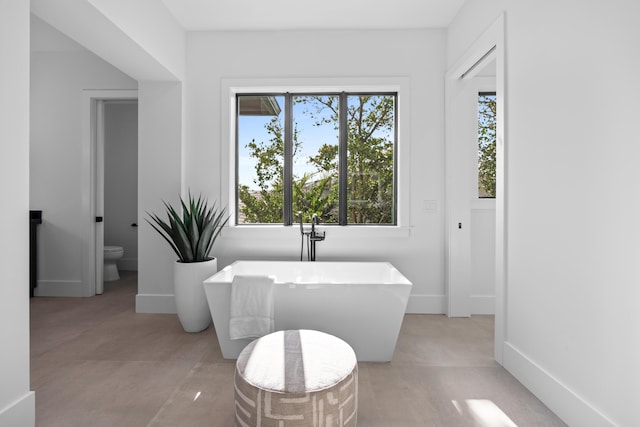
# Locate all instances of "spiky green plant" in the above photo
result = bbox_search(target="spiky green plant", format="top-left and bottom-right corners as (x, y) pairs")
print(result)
(146, 193), (229, 263)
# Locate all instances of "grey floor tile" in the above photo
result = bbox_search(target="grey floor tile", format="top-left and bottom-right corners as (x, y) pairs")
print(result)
(30, 272), (566, 427)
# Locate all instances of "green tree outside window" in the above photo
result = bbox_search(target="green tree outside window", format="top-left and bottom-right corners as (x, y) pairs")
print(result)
(478, 93), (496, 198)
(237, 93), (396, 225)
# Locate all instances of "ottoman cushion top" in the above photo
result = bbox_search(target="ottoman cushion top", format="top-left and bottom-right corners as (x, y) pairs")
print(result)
(236, 329), (357, 394)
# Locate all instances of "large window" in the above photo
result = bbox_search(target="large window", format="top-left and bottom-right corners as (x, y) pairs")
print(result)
(478, 92), (496, 198)
(236, 93), (397, 225)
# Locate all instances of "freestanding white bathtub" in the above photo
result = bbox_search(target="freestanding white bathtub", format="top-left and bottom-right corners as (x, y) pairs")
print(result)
(203, 260), (412, 362)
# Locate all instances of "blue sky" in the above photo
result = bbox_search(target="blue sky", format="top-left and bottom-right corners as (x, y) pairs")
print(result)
(237, 94), (396, 191)
(238, 96), (338, 191)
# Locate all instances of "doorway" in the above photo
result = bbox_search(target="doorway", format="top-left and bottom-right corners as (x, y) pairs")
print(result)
(100, 100), (139, 293)
(444, 15), (506, 363)
(82, 90), (138, 296)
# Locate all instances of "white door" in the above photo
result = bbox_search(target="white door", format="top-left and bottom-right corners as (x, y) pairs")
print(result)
(445, 49), (497, 317)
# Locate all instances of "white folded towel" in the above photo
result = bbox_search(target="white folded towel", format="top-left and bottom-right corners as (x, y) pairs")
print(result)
(229, 275), (275, 340)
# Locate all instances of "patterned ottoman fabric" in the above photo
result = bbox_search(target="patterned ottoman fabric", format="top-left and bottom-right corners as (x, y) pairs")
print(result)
(234, 329), (358, 426)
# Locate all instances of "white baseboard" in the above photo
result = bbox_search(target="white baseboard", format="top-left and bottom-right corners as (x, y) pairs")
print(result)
(135, 293), (176, 314)
(406, 294), (446, 314)
(405, 295), (494, 315)
(0, 391), (35, 427)
(470, 295), (494, 314)
(34, 280), (83, 297)
(503, 342), (617, 427)
(118, 258), (138, 271)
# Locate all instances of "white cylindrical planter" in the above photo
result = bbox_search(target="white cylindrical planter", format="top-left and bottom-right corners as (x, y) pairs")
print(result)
(173, 258), (217, 333)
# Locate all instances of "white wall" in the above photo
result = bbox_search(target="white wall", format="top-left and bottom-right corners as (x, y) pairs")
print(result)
(449, 2), (640, 426)
(136, 81), (184, 313)
(183, 29), (447, 312)
(30, 17), (137, 296)
(104, 102), (138, 271)
(0, 1), (35, 425)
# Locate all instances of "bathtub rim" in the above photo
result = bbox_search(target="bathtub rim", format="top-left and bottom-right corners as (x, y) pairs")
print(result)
(204, 259), (412, 286)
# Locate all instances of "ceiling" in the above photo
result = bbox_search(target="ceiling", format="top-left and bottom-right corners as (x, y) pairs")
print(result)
(160, 0), (467, 31)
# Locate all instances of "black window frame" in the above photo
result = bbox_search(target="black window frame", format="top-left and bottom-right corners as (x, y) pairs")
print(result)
(235, 91), (398, 226)
(478, 91), (497, 199)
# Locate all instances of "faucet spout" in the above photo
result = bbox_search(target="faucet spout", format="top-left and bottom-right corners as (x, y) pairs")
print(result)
(298, 213), (325, 261)
(309, 213), (325, 261)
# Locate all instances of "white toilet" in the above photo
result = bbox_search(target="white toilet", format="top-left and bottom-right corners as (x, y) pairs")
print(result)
(104, 245), (124, 281)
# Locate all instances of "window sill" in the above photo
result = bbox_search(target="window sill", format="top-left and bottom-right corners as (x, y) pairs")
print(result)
(224, 224), (411, 241)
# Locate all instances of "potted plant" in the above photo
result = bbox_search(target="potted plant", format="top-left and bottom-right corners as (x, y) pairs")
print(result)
(147, 193), (229, 332)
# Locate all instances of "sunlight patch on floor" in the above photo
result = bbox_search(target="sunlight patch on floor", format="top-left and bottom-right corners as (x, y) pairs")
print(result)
(452, 399), (518, 427)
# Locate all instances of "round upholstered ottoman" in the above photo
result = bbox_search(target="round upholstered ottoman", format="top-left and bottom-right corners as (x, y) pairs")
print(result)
(234, 329), (358, 426)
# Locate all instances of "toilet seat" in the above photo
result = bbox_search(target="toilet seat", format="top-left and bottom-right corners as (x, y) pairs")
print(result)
(104, 245), (123, 254)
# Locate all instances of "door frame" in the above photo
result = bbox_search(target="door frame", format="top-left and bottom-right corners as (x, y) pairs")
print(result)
(81, 90), (138, 297)
(445, 14), (506, 364)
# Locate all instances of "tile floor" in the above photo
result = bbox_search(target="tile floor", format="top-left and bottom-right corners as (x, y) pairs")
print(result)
(30, 271), (566, 426)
